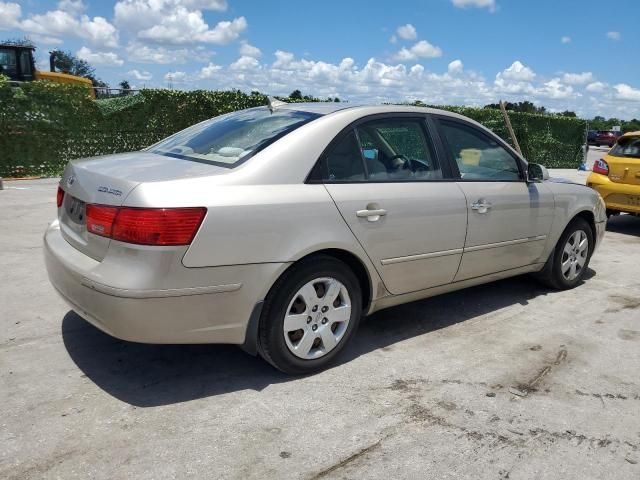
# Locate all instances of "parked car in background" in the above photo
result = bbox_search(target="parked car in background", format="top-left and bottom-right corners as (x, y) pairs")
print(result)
(588, 131), (640, 217)
(587, 130), (598, 145)
(589, 130), (620, 148)
(45, 102), (607, 374)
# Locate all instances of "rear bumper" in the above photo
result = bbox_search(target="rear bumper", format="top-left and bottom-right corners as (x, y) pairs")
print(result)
(44, 220), (287, 344)
(587, 173), (640, 214)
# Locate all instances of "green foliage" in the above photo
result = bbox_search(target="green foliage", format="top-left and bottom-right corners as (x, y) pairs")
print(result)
(0, 82), (588, 177)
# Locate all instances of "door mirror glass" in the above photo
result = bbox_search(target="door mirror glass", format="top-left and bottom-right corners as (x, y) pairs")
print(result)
(527, 163), (549, 182)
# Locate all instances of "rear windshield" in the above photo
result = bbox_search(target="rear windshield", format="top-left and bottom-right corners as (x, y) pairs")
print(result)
(149, 107), (320, 168)
(610, 136), (640, 159)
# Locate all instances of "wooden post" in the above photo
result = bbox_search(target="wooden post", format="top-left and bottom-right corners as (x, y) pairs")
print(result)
(499, 100), (523, 156)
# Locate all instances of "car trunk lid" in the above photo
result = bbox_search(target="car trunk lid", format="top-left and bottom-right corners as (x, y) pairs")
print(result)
(605, 135), (640, 186)
(58, 151), (228, 260)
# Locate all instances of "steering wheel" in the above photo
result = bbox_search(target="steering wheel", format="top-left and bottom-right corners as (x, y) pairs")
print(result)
(389, 154), (412, 171)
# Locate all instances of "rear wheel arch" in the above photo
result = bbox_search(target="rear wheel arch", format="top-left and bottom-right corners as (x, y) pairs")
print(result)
(282, 249), (373, 313)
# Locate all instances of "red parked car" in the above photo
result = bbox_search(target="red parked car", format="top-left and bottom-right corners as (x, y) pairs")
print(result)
(589, 130), (620, 148)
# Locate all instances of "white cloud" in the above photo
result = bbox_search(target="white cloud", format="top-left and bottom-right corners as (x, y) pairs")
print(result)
(239, 41), (261, 58)
(538, 78), (574, 99)
(77, 46), (124, 66)
(561, 72), (593, 85)
(451, 0), (496, 11)
(126, 42), (211, 64)
(138, 15), (246, 45)
(396, 24), (417, 41)
(164, 71), (187, 83)
(0, 2), (21, 30)
(128, 69), (152, 81)
(395, 40), (442, 61)
(561, 36), (571, 44)
(114, 1), (245, 45)
(585, 81), (607, 93)
(182, 0), (227, 10)
(494, 61), (536, 94)
(230, 55), (260, 71)
(19, 10), (119, 48)
(199, 62), (222, 78)
(614, 84), (640, 101)
(448, 59), (464, 75)
(606, 31), (621, 41)
(389, 35), (397, 44)
(498, 60), (535, 81)
(57, 0), (86, 15)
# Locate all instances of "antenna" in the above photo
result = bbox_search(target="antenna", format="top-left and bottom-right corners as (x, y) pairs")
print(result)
(267, 96), (287, 113)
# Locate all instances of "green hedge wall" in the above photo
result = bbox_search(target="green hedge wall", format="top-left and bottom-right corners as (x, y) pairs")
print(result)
(0, 78), (587, 177)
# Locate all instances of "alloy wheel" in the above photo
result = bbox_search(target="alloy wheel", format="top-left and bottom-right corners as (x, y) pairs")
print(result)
(283, 277), (351, 360)
(561, 230), (589, 281)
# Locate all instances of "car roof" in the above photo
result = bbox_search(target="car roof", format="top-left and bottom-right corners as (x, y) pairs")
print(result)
(621, 130), (640, 137)
(279, 102), (468, 119)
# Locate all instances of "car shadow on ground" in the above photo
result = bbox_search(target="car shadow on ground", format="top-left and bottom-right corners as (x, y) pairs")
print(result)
(62, 271), (594, 408)
(606, 214), (640, 237)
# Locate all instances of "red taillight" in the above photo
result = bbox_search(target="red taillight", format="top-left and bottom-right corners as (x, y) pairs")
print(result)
(57, 187), (65, 208)
(86, 204), (118, 238)
(593, 158), (609, 175)
(85, 205), (206, 246)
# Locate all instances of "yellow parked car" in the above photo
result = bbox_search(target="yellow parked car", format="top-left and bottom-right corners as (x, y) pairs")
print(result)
(587, 131), (640, 216)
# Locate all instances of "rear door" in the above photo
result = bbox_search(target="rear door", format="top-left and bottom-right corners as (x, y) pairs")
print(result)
(434, 117), (555, 281)
(316, 115), (468, 295)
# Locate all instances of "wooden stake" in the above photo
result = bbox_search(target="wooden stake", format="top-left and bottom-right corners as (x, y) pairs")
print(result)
(499, 100), (523, 156)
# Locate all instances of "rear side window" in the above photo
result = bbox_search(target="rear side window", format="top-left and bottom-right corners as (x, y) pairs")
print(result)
(149, 107), (320, 168)
(439, 120), (521, 181)
(610, 136), (640, 158)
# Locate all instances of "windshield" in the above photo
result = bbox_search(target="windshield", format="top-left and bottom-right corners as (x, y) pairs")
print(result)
(610, 136), (640, 159)
(149, 107), (321, 168)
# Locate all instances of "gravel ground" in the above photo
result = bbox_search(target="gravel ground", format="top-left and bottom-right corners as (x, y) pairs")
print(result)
(1, 159), (639, 479)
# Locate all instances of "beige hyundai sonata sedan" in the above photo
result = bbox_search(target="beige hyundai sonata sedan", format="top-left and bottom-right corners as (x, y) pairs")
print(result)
(45, 101), (606, 374)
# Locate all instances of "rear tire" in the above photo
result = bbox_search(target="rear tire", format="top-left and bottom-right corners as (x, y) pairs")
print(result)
(534, 218), (594, 290)
(258, 255), (362, 375)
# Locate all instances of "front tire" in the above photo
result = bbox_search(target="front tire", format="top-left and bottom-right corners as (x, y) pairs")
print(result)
(534, 218), (594, 290)
(258, 255), (362, 374)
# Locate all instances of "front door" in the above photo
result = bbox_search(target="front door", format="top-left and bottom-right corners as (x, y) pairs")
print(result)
(435, 117), (555, 281)
(316, 116), (468, 295)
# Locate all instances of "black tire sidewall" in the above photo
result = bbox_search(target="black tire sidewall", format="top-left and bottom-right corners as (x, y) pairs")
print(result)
(551, 218), (594, 289)
(259, 257), (362, 374)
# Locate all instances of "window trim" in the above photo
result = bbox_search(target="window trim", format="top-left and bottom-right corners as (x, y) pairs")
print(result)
(306, 112), (456, 184)
(432, 115), (527, 183)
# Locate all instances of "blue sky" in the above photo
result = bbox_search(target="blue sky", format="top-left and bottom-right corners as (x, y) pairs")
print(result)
(1, 0), (639, 118)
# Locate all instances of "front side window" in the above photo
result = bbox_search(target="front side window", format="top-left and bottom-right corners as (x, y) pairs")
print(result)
(149, 107), (320, 168)
(318, 117), (442, 182)
(439, 120), (522, 181)
(0, 49), (17, 78)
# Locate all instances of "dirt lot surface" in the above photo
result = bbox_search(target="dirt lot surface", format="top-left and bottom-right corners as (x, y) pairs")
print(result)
(1, 164), (639, 479)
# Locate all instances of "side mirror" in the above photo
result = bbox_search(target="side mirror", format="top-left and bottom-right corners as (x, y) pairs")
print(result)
(527, 163), (549, 182)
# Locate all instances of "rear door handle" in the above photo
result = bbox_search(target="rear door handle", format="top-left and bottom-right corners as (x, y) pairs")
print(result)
(471, 200), (492, 214)
(356, 207), (387, 222)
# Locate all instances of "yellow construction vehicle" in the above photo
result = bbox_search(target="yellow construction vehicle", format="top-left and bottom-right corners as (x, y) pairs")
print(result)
(0, 42), (95, 97)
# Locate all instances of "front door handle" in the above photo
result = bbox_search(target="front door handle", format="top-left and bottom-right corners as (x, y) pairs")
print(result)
(356, 205), (387, 222)
(471, 199), (492, 214)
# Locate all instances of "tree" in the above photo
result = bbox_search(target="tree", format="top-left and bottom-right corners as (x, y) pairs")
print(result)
(333, 97), (341, 102)
(289, 89), (302, 100)
(119, 80), (131, 96)
(560, 110), (577, 117)
(51, 50), (95, 78)
(50, 49), (108, 90)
